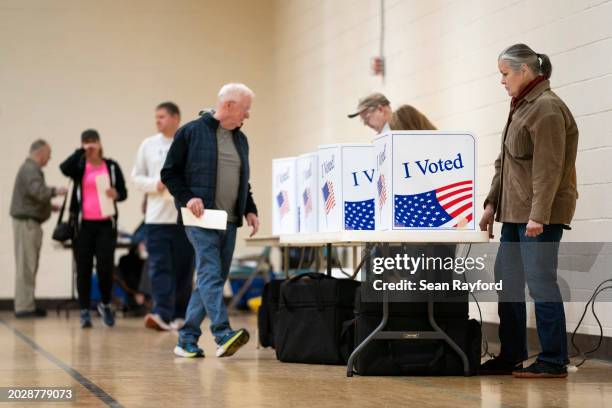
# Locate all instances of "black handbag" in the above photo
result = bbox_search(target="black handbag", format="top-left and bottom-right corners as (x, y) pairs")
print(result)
(52, 183), (73, 243)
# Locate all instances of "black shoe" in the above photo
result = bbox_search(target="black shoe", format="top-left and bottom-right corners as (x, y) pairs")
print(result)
(15, 308), (47, 318)
(480, 356), (523, 375)
(513, 360), (567, 378)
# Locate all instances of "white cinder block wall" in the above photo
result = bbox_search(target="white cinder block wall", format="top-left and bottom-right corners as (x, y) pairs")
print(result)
(270, 0), (612, 336)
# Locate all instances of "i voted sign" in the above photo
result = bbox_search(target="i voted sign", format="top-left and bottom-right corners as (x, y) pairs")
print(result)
(272, 157), (298, 235)
(296, 153), (318, 233)
(318, 144), (376, 232)
(373, 131), (476, 231)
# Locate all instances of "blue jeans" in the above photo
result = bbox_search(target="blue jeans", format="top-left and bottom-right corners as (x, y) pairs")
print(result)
(179, 224), (237, 345)
(146, 224), (194, 322)
(495, 222), (568, 366)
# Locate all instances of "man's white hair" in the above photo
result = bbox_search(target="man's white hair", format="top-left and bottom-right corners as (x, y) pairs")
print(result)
(217, 83), (255, 103)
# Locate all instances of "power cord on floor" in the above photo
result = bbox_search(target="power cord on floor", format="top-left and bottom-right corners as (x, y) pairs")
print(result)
(523, 279), (612, 367)
(466, 242), (611, 367)
(458, 243), (612, 368)
(459, 243), (495, 359)
(332, 245), (376, 279)
(569, 279), (612, 367)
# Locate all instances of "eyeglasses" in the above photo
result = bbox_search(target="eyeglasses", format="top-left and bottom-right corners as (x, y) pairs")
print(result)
(359, 107), (378, 124)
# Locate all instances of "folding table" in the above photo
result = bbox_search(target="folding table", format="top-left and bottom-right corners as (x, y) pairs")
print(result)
(279, 230), (489, 377)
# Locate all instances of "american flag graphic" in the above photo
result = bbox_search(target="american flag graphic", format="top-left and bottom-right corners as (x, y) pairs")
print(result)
(344, 199), (375, 230)
(377, 173), (387, 209)
(276, 190), (289, 219)
(322, 181), (336, 214)
(302, 187), (312, 217)
(394, 180), (473, 228)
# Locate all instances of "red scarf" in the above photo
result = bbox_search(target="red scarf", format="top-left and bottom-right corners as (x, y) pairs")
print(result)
(511, 75), (547, 109)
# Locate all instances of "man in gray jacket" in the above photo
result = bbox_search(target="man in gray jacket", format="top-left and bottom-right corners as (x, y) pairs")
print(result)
(10, 140), (67, 317)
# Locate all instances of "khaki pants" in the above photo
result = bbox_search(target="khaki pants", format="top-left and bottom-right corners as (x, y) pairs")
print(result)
(12, 218), (43, 313)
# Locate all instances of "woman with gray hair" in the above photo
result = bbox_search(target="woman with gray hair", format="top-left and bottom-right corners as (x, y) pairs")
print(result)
(479, 44), (578, 378)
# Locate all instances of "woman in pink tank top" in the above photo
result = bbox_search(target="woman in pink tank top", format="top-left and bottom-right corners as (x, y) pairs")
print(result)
(59, 129), (128, 329)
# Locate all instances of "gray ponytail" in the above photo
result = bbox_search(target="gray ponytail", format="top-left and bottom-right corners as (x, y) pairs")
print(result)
(498, 43), (552, 79)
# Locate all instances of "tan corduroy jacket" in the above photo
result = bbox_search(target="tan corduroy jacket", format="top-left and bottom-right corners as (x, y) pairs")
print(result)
(484, 79), (578, 225)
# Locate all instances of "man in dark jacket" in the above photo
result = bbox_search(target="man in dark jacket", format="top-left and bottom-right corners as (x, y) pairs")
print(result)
(162, 83), (259, 358)
(10, 140), (67, 317)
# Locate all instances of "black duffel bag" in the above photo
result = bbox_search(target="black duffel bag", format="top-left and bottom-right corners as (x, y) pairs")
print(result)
(258, 279), (283, 348)
(355, 288), (469, 319)
(275, 273), (360, 365)
(353, 290), (480, 376)
(354, 314), (481, 376)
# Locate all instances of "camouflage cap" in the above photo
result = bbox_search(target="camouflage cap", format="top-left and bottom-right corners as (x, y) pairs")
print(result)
(347, 93), (390, 118)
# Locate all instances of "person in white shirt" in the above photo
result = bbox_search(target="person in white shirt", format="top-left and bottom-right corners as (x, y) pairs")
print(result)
(132, 102), (194, 331)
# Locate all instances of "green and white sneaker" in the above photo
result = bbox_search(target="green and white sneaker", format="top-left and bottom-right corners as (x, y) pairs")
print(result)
(216, 329), (250, 357)
(174, 343), (205, 358)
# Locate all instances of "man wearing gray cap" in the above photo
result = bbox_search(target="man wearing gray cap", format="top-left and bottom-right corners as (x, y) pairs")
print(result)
(347, 92), (393, 134)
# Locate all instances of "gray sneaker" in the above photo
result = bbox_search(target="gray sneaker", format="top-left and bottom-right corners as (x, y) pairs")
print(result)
(97, 303), (115, 327)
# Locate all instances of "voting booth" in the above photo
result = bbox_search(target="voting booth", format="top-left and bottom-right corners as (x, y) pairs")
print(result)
(373, 131), (476, 231)
(272, 157), (298, 235)
(296, 153), (318, 233)
(317, 144), (376, 232)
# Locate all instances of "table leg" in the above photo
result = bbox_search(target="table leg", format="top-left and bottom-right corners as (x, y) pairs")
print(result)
(57, 253), (78, 318)
(228, 260), (264, 311)
(347, 243), (388, 377)
(283, 247), (289, 278)
(326, 243), (332, 276)
(347, 291), (388, 377)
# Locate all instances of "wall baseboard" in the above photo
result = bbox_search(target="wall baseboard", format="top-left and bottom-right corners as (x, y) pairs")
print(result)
(0, 298), (79, 313)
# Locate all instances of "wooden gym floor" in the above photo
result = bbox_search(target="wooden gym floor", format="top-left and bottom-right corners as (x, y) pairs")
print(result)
(1, 312), (611, 408)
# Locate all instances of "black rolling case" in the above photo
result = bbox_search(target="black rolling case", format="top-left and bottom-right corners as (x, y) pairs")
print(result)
(258, 279), (283, 348)
(275, 273), (360, 365)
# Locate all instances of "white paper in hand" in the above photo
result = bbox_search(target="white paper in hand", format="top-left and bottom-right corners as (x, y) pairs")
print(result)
(95, 174), (116, 217)
(181, 208), (227, 230)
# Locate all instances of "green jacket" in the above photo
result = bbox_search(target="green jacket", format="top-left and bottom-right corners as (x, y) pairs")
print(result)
(10, 158), (55, 223)
(485, 79), (579, 225)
